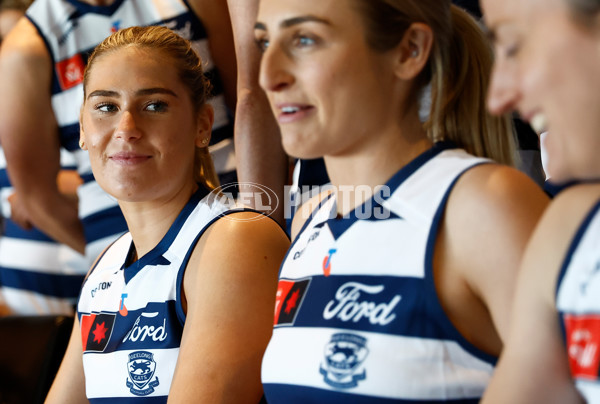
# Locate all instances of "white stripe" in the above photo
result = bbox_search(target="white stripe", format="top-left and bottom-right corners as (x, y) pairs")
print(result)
(51, 85), (83, 127)
(0, 238), (62, 271)
(2, 287), (76, 315)
(84, 348), (179, 398)
(575, 378), (600, 402)
(262, 327), (492, 400)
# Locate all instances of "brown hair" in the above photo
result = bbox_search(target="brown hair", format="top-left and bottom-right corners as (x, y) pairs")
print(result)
(351, 0), (516, 166)
(83, 25), (219, 190)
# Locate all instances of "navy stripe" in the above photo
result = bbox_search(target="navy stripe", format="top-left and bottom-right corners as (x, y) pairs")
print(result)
(81, 301), (182, 352)
(82, 206), (128, 243)
(275, 274), (494, 349)
(0, 267), (84, 298)
(89, 396), (166, 404)
(60, 123), (81, 152)
(2, 218), (55, 242)
(64, 0), (126, 17)
(263, 384), (481, 404)
(0, 168), (10, 188)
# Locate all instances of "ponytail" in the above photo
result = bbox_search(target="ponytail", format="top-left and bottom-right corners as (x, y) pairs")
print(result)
(195, 147), (220, 191)
(426, 5), (516, 166)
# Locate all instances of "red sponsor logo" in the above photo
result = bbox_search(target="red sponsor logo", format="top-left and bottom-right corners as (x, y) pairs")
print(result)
(273, 278), (310, 326)
(564, 314), (600, 380)
(56, 54), (85, 90)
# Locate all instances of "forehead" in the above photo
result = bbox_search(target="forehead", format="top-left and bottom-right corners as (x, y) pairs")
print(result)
(257, 0), (356, 27)
(87, 46), (178, 85)
(482, 0), (565, 31)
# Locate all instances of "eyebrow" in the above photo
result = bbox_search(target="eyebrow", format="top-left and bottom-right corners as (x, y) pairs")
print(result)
(87, 87), (178, 100)
(254, 15), (331, 31)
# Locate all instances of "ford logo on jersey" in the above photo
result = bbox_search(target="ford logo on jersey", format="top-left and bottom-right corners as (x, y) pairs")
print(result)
(319, 333), (369, 389)
(126, 351), (160, 396)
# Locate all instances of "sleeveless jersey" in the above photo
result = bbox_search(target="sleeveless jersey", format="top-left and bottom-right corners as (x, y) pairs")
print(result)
(262, 142), (496, 403)
(77, 186), (243, 402)
(556, 200), (600, 402)
(0, 147), (84, 314)
(25, 0), (235, 273)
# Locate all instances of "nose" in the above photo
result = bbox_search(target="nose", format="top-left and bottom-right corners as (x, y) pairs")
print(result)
(259, 42), (294, 93)
(487, 58), (521, 116)
(114, 110), (142, 141)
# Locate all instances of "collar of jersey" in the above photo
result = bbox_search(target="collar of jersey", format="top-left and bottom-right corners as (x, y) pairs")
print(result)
(122, 184), (210, 283)
(319, 140), (458, 240)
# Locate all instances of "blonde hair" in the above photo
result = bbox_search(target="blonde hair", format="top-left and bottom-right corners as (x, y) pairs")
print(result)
(352, 0), (516, 166)
(83, 25), (220, 190)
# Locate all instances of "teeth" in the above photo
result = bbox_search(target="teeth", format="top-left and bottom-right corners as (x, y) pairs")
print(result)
(282, 106), (300, 113)
(530, 113), (548, 135)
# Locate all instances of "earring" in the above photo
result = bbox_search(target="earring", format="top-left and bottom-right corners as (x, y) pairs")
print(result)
(201, 138), (209, 145)
(79, 139), (85, 149)
(411, 49), (419, 58)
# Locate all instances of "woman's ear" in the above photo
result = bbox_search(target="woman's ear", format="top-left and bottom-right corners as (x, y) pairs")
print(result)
(393, 22), (434, 80)
(79, 107), (88, 150)
(195, 104), (214, 148)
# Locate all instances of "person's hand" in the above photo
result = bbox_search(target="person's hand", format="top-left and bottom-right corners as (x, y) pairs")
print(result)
(8, 192), (33, 230)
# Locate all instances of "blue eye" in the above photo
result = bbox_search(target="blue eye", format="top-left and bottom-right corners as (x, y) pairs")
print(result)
(255, 37), (270, 52)
(145, 101), (168, 112)
(297, 36), (315, 47)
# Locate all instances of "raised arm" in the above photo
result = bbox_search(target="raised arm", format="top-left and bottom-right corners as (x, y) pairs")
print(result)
(0, 19), (84, 253)
(168, 212), (289, 403)
(226, 0), (288, 226)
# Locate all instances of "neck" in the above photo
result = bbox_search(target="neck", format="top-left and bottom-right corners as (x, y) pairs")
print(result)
(325, 118), (432, 216)
(119, 183), (198, 259)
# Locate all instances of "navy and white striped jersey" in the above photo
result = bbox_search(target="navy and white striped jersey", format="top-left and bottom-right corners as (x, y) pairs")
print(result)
(77, 186), (243, 402)
(262, 142), (495, 403)
(25, 0), (235, 274)
(0, 146), (84, 314)
(556, 200), (600, 402)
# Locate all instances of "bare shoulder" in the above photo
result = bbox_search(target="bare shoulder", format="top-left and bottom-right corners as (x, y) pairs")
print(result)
(191, 211), (289, 276)
(0, 18), (48, 62)
(450, 163), (549, 215)
(524, 183), (600, 298)
(0, 18), (51, 96)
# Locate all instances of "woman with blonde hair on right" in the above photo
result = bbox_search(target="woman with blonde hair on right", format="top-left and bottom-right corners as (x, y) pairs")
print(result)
(480, 0), (600, 403)
(255, 0), (549, 402)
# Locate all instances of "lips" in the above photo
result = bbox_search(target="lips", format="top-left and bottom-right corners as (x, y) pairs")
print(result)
(108, 151), (151, 165)
(276, 103), (315, 123)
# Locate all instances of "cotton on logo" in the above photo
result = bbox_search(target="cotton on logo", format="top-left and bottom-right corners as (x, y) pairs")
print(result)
(564, 314), (600, 380)
(56, 54), (85, 90)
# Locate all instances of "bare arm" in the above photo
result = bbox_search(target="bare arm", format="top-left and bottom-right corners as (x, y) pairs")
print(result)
(45, 316), (87, 403)
(436, 165), (549, 353)
(168, 212), (289, 403)
(0, 19), (84, 252)
(227, 0), (288, 226)
(480, 187), (600, 404)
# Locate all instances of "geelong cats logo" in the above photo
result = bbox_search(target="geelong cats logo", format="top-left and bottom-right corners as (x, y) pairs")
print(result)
(319, 333), (369, 388)
(126, 351), (160, 396)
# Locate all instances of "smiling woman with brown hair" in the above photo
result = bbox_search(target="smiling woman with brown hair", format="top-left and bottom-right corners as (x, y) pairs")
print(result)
(45, 26), (289, 403)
